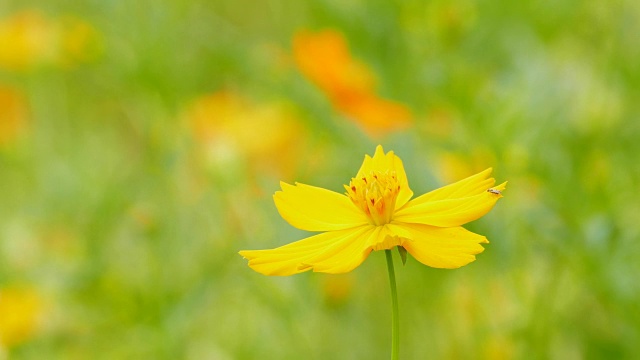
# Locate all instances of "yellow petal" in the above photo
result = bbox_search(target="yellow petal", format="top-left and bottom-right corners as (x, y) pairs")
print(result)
(274, 182), (369, 232)
(367, 224), (406, 251)
(394, 181), (506, 227)
(356, 145), (413, 209)
(399, 223), (489, 269)
(304, 224), (407, 273)
(239, 226), (373, 276)
(305, 226), (380, 274)
(404, 168), (495, 206)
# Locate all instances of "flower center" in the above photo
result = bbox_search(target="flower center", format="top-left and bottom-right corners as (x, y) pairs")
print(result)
(345, 170), (400, 226)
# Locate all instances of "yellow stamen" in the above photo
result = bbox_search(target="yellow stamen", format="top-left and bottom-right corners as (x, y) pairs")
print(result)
(345, 170), (400, 226)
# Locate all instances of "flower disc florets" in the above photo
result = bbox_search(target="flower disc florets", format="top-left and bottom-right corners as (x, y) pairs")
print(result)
(345, 170), (400, 226)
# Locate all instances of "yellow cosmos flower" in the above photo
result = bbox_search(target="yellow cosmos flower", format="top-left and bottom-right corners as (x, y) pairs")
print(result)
(240, 145), (506, 276)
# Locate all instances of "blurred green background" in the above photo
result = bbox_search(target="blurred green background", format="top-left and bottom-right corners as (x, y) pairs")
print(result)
(1, 0), (639, 359)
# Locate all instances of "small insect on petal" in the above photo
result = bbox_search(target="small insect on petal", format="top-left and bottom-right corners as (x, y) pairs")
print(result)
(487, 188), (501, 195)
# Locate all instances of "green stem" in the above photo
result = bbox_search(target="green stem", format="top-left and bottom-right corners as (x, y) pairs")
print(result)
(385, 249), (399, 360)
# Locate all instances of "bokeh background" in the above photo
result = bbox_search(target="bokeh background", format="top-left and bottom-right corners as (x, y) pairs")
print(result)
(1, 0), (639, 359)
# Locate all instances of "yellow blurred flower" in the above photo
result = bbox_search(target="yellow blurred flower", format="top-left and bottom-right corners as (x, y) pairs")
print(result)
(0, 10), (56, 70)
(421, 105), (458, 139)
(436, 149), (497, 184)
(240, 145), (506, 275)
(0, 85), (28, 146)
(59, 16), (102, 67)
(0, 287), (43, 348)
(184, 91), (306, 178)
(0, 10), (100, 71)
(321, 274), (355, 306)
(482, 335), (516, 360)
(293, 29), (412, 137)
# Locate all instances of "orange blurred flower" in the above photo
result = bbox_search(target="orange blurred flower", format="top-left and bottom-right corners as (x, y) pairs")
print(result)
(338, 94), (412, 135)
(294, 30), (376, 103)
(0, 85), (29, 147)
(0, 10), (100, 71)
(184, 91), (306, 178)
(0, 287), (43, 348)
(293, 29), (412, 137)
